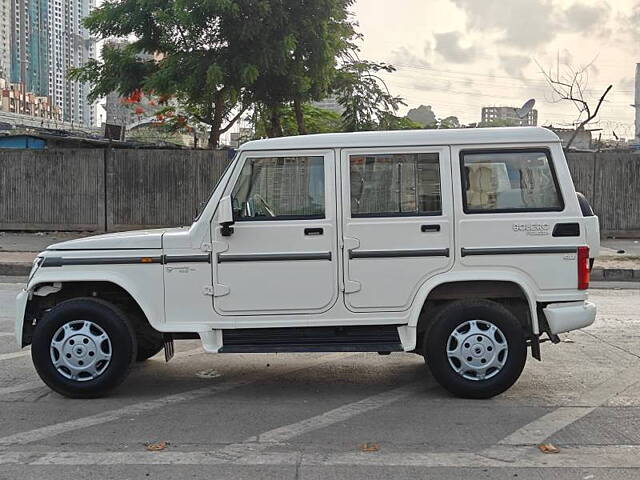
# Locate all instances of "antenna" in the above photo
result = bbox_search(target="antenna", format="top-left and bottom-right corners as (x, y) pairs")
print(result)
(515, 99), (536, 119)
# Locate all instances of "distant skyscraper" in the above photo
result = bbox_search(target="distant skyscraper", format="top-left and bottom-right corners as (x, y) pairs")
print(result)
(10, 0), (50, 96)
(47, 0), (96, 126)
(8, 0), (95, 126)
(0, 0), (10, 78)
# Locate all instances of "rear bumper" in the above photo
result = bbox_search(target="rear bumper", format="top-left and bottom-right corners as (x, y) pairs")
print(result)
(543, 301), (596, 335)
(15, 290), (29, 348)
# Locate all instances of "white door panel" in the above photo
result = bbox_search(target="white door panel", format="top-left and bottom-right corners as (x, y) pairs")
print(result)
(341, 146), (454, 312)
(212, 150), (338, 316)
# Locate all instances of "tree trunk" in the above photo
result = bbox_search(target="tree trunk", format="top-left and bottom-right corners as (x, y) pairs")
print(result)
(268, 105), (284, 137)
(208, 125), (222, 149)
(293, 99), (306, 135)
(207, 93), (226, 149)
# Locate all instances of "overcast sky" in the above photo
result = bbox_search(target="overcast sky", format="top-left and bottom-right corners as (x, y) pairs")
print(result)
(352, 0), (639, 138)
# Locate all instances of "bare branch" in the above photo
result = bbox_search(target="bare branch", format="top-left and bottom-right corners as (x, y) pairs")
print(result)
(536, 57), (613, 149)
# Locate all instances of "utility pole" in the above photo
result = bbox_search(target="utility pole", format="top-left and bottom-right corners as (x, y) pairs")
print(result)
(635, 63), (640, 143)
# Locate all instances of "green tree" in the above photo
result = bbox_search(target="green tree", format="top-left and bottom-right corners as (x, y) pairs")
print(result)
(70, 0), (289, 148)
(378, 114), (423, 131)
(253, 104), (343, 137)
(334, 60), (405, 132)
(439, 116), (461, 129)
(249, 0), (357, 136)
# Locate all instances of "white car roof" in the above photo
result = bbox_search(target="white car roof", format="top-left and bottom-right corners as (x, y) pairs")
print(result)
(239, 127), (560, 151)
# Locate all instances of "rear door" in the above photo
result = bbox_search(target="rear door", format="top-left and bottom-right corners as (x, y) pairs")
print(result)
(341, 146), (454, 312)
(453, 145), (585, 292)
(212, 149), (339, 315)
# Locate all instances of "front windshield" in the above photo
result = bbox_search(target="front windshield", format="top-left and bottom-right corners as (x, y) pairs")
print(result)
(193, 151), (238, 222)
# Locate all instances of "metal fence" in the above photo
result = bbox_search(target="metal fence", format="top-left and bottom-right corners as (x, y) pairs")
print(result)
(0, 148), (638, 235)
(566, 151), (640, 236)
(0, 148), (231, 232)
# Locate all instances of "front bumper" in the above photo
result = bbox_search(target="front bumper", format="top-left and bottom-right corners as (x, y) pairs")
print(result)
(543, 301), (597, 335)
(15, 289), (29, 348)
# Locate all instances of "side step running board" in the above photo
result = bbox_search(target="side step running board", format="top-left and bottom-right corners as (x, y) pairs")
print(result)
(219, 325), (405, 354)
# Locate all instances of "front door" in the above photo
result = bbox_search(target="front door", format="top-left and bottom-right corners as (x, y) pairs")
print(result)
(212, 149), (338, 315)
(341, 146), (454, 311)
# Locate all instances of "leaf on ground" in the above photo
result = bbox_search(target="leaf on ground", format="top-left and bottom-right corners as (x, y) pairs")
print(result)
(537, 443), (560, 454)
(359, 443), (380, 452)
(145, 441), (168, 451)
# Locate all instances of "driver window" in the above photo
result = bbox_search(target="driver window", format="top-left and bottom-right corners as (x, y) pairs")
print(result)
(231, 155), (325, 220)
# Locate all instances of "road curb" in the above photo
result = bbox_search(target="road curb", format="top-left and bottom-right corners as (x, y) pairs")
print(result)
(591, 268), (640, 282)
(0, 263), (31, 277)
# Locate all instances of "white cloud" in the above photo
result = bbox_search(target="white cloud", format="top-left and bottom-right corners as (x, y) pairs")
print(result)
(499, 54), (532, 78)
(434, 31), (476, 63)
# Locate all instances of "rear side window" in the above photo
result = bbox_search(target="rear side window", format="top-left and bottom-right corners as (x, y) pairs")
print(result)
(350, 153), (441, 217)
(461, 149), (563, 213)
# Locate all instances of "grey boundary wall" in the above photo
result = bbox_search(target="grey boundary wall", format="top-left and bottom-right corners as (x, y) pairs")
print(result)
(0, 148), (637, 234)
(0, 148), (232, 232)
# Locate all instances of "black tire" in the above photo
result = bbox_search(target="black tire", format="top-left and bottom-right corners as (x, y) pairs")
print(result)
(31, 298), (137, 398)
(424, 299), (527, 399)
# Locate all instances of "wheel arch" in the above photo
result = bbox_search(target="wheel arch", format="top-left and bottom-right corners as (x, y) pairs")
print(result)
(20, 277), (162, 348)
(401, 272), (539, 352)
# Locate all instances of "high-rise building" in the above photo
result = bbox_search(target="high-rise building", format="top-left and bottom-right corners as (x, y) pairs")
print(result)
(0, 0), (10, 78)
(481, 106), (538, 127)
(10, 0), (50, 96)
(8, 0), (95, 126)
(47, 0), (96, 126)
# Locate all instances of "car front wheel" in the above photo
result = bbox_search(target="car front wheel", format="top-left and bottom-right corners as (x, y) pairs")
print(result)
(31, 298), (137, 398)
(424, 299), (527, 399)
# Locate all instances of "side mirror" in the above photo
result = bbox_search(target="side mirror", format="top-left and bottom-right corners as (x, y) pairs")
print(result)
(219, 195), (235, 237)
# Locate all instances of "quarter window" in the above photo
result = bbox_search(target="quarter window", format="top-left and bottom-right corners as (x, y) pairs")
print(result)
(232, 156), (325, 220)
(461, 150), (563, 213)
(350, 153), (441, 217)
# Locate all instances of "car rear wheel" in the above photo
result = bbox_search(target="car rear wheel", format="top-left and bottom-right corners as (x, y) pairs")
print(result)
(424, 299), (527, 399)
(31, 298), (137, 398)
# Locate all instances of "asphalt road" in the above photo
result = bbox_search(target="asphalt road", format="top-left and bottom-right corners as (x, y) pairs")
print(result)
(0, 281), (639, 479)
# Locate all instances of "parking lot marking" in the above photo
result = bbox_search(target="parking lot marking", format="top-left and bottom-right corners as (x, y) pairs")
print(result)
(217, 383), (424, 460)
(498, 363), (640, 446)
(0, 353), (348, 446)
(0, 332), (14, 338)
(0, 445), (637, 468)
(0, 350), (30, 362)
(0, 380), (44, 396)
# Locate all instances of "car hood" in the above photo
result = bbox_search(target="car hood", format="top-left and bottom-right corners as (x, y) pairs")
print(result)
(46, 228), (179, 251)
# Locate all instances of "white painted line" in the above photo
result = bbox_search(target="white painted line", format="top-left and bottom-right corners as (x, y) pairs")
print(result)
(218, 383), (423, 460)
(498, 364), (640, 446)
(0, 380), (44, 396)
(0, 350), (29, 361)
(3, 445), (638, 468)
(0, 353), (347, 446)
(0, 332), (15, 338)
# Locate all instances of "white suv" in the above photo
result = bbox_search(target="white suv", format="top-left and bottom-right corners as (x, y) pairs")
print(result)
(16, 127), (599, 399)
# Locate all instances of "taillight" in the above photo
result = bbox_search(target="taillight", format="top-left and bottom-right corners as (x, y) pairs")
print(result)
(578, 246), (590, 290)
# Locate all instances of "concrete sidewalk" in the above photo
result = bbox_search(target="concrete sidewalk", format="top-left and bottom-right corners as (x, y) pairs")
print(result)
(0, 232), (89, 276)
(0, 231), (639, 280)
